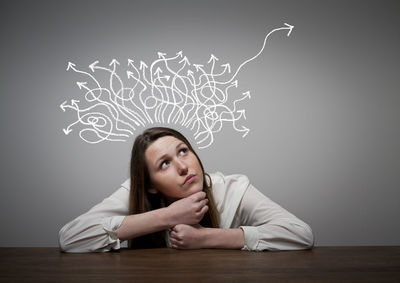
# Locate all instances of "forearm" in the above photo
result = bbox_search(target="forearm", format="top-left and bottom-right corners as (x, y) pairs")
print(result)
(201, 228), (245, 249)
(116, 207), (173, 241)
(242, 221), (314, 251)
(118, 191), (209, 242)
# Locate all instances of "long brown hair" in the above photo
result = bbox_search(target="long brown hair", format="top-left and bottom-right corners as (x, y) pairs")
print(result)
(128, 127), (220, 249)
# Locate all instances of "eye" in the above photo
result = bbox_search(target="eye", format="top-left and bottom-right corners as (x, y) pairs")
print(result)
(179, 147), (188, 155)
(160, 160), (169, 169)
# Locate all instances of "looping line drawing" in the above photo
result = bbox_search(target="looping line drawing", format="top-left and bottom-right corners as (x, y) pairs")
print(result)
(60, 23), (294, 149)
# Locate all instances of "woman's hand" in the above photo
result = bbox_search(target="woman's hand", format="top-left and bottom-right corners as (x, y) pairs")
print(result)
(169, 224), (205, 249)
(166, 191), (209, 226)
(170, 225), (246, 250)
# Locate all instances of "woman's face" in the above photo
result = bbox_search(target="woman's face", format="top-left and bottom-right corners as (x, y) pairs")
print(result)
(145, 135), (204, 200)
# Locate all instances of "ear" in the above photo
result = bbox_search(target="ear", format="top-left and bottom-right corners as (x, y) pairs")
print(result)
(147, 187), (159, 194)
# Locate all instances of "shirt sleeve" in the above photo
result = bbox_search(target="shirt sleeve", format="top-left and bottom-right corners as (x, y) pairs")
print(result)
(233, 184), (314, 251)
(58, 181), (130, 253)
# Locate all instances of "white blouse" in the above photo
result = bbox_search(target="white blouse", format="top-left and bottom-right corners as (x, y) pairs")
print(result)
(59, 172), (314, 252)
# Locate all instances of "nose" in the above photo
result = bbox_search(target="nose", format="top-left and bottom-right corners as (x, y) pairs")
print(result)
(176, 159), (188, 175)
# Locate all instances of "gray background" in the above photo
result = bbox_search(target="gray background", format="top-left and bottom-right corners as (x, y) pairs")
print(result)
(1, 0), (399, 247)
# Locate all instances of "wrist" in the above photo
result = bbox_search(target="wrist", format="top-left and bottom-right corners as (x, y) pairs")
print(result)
(161, 206), (177, 228)
(201, 228), (217, 249)
(201, 228), (245, 249)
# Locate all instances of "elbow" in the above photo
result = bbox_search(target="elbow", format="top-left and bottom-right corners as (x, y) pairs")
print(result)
(57, 225), (92, 253)
(58, 223), (120, 253)
(284, 221), (314, 250)
(58, 226), (69, 252)
(301, 224), (314, 249)
(57, 223), (79, 253)
(278, 220), (315, 250)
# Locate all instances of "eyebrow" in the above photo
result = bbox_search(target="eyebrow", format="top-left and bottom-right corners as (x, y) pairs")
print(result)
(154, 142), (185, 168)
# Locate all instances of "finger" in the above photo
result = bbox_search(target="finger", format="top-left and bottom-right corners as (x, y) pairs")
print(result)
(198, 198), (208, 206)
(170, 239), (181, 249)
(190, 191), (206, 201)
(171, 224), (184, 232)
(171, 243), (183, 250)
(170, 237), (184, 247)
(195, 198), (208, 212)
(198, 205), (209, 216)
(170, 231), (182, 240)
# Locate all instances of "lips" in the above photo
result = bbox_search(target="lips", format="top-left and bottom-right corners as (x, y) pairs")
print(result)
(184, 174), (196, 185)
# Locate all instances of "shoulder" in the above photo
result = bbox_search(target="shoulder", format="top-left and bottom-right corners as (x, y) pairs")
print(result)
(208, 172), (251, 228)
(120, 178), (131, 191)
(209, 172), (250, 188)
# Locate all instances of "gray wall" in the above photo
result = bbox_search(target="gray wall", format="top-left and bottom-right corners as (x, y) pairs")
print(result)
(1, 0), (399, 247)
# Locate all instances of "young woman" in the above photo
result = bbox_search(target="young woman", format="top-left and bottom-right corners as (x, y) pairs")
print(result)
(59, 127), (314, 252)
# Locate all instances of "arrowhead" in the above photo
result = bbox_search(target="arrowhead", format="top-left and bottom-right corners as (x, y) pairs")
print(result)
(154, 67), (163, 75)
(193, 64), (203, 72)
(71, 99), (80, 106)
(284, 23), (294, 36)
(66, 62), (76, 71)
(76, 82), (87, 89)
(164, 75), (170, 81)
(241, 126), (250, 137)
(232, 80), (238, 87)
(187, 70), (194, 76)
(237, 109), (246, 119)
(243, 91), (251, 99)
(89, 61), (99, 72)
(208, 54), (219, 64)
(179, 56), (190, 65)
(157, 52), (167, 58)
(63, 128), (72, 135)
(176, 51), (183, 57)
(127, 71), (133, 78)
(140, 61), (148, 70)
(128, 59), (134, 66)
(109, 59), (120, 66)
(221, 63), (231, 73)
(60, 100), (67, 112)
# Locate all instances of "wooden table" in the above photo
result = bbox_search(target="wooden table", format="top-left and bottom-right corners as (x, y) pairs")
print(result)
(1, 247), (399, 282)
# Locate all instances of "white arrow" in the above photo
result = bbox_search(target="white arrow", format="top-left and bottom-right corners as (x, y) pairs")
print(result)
(71, 99), (80, 108)
(89, 61), (99, 72)
(63, 128), (73, 135)
(224, 23), (295, 83)
(109, 58), (120, 67)
(154, 67), (163, 76)
(284, 23), (294, 36)
(139, 61), (148, 70)
(193, 64), (204, 72)
(158, 52), (167, 58)
(221, 63), (231, 73)
(76, 82), (87, 89)
(207, 54), (219, 64)
(66, 62), (76, 71)
(60, 100), (67, 112)
(237, 109), (246, 120)
(241, 126), (250, 137)
(179, 56), (190, 65)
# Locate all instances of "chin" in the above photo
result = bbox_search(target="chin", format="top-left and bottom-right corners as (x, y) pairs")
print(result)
(191, 184), (204, 194)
